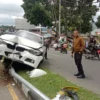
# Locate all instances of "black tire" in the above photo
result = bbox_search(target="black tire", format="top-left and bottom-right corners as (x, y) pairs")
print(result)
(41, 59), (44, 64)
(73, 94), (79, 100)
(85, 54), (89, 59)
(0, 55), (3, 60)
(40, 57), (44, 64)
(96, 52), (100, 60)
(65, 49), (67, 54)
(67, 92), (79, 100)
(55, 48), (57, 51)
(99, 54), (100, 60)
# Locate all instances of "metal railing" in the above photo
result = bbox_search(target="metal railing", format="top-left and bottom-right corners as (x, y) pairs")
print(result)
(9, 68), (50, 100)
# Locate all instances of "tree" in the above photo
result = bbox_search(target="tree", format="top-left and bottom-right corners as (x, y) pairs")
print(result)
(22, 0), (52, 27)
(96, 16), (100, 28)
(22, 0), (98, 34)
(50, 0), (59, 34)
(61, 0), (98, 33)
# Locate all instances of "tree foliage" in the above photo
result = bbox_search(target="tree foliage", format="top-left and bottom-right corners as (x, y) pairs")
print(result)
(61, 0), (98, 33)
(22, 0), (98, 33)
(22, 0), (52, 27)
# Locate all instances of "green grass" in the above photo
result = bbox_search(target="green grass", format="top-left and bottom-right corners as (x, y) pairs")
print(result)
(18, 68), (100, 100)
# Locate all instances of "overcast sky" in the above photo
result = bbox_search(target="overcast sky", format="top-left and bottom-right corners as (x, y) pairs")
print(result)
(0, 0), (100, 26)
(0, 0), (24, 26)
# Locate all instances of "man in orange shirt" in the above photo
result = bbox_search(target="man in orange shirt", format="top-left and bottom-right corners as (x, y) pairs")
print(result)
(72, 30), (85, 78)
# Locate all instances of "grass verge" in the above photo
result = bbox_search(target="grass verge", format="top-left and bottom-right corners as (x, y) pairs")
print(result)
(18, 67), (100, 100)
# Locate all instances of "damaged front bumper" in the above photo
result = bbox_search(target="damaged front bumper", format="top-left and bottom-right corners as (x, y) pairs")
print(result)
(0, 44), (43, 68)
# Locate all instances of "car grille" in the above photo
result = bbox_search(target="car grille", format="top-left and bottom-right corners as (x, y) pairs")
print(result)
(5, 51), (12, 56)
(16, 46), (25, 52)
(7, 44), (15, 50)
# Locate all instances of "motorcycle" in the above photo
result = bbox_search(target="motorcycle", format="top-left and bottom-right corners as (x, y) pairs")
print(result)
(85, 44), (100, 60)
(53, 43), (58, 50)
(60, 43), (68, 54)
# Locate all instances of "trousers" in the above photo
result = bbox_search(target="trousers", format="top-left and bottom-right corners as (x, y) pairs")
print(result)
(45, 45), (49, 59)
(74, 52), (85, 75)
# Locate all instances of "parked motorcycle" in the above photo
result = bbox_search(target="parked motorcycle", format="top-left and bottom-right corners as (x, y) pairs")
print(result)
(85, 44), (100, 60)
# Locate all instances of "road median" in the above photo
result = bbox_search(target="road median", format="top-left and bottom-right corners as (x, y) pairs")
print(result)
(18, 67), (100, 100)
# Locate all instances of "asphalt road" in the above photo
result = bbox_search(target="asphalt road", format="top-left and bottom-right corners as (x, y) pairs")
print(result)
(42, 48), (100, 95)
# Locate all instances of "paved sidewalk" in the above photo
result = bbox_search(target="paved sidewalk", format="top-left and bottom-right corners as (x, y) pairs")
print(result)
(0, 63), (26, 100)
(0, 85), (12, 100)
(0, 64), (13, 100)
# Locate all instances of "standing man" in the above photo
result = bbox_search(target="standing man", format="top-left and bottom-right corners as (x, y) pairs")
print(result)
(44, 38), (49, 59)
(72, 30), (85, 78)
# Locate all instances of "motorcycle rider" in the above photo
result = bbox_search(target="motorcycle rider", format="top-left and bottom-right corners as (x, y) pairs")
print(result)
(88, 36), (97, 54)
(60, 38), (65, 52)
(89, 36), (96, 45)
(59, 35), (67, 52)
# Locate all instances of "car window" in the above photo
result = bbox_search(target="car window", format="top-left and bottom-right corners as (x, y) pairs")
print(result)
(15, 30), (43, 44)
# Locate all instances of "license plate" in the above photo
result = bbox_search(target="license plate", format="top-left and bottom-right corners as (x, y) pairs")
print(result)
(14, 54), (19, 59)
(8, 54), (13, 58)
(8, 54), (19, 59)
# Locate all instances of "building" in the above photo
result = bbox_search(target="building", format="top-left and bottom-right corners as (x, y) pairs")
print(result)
(15, 18), (52, 37)
(91, 29), (100, 36)
(15, 18), (36, 31)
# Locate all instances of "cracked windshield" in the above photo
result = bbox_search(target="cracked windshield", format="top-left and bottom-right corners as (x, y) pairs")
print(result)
(0, 0), (100, 100)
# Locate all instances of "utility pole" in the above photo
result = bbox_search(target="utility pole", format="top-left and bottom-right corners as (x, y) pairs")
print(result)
(59, 0), (61, 36)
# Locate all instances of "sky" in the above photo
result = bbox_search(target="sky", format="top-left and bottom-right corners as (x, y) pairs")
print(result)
(0, 0), (24, 26)
(0, 0), (100, 26)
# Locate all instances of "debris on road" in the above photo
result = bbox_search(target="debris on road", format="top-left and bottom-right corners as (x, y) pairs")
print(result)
(29, 69), (47, 78)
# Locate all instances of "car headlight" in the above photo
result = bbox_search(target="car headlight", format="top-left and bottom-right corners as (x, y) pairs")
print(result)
(29, 49), (43, 56)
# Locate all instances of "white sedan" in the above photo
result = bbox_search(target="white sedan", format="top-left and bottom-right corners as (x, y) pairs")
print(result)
(0, 30), (46, 68)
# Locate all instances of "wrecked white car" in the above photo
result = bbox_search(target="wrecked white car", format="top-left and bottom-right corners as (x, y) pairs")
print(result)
(0, 30), (46, 68)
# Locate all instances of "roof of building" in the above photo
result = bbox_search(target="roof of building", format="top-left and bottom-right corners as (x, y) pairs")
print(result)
(91, 28), (100, 35)
(15, 18), (36, 30)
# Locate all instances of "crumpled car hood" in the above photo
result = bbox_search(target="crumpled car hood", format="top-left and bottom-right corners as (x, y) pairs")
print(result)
(0, 34), (43, 49)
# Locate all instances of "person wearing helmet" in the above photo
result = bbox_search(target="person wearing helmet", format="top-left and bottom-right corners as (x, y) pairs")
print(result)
(88, 36), (97, 55)
(89, 36), (96, 45)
